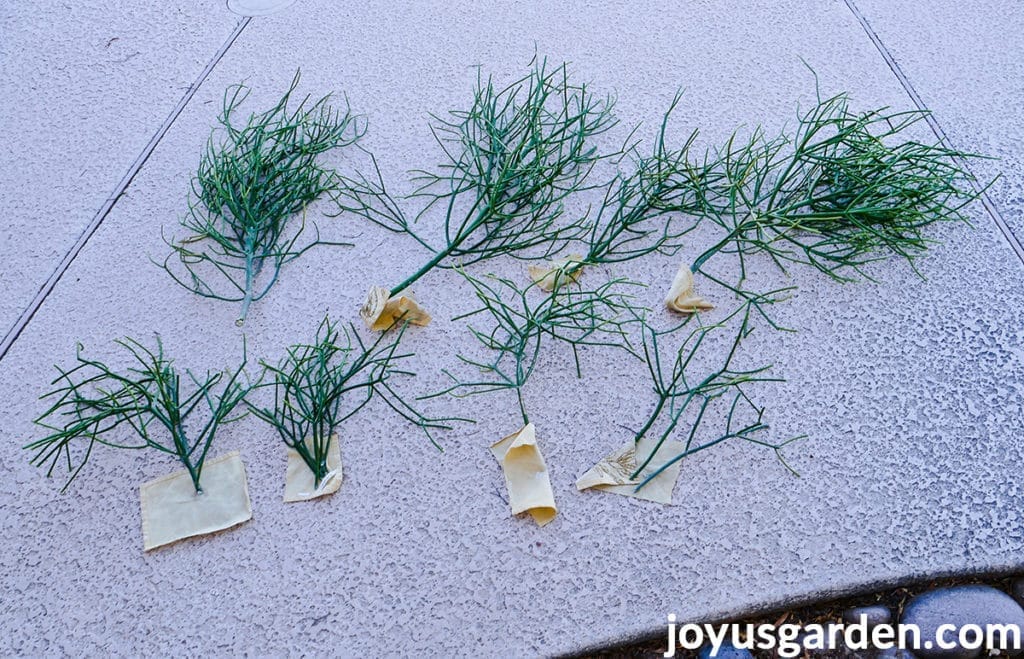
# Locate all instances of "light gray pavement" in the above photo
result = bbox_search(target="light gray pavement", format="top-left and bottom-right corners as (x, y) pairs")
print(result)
(2, 1), (1023, 656)
(0, 1), (243, 350)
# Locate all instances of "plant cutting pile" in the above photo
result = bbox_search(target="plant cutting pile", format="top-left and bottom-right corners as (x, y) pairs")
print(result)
(24, 59), (988, 544)
(246, 315), (459, 501)
(344, 59), (618, 330)
(162, 71), (364, 325)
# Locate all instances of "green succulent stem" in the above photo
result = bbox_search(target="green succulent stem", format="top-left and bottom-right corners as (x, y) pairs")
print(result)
(161, 70), (365, 324)
(248, 315), (465, 486)
(340, 58), (618, 303)
(424, 271), (639, 430)
(25, 338), (251, 494)
(389, 249), (449, 298)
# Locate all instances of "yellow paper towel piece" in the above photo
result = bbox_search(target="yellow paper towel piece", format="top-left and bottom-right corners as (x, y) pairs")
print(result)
(665, 263), (713, 314)
(360, 285), (431, 331)
(575, 436), (686, 504)
(490, 423), (557, 526)
(283, 434), (342, 503)
(527, 254), (584, 292)
(139, 451), (252, 551)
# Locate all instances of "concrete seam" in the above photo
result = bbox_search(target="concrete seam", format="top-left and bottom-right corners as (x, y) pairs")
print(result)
(843, 0), (1024, 266)
(0, 17), (251, 363)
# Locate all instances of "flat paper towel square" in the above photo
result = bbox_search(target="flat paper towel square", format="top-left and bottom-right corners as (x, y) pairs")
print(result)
(139, 451), (252, 551)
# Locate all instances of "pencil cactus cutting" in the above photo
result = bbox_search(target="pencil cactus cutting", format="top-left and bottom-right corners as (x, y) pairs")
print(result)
(340, 58), (618, 330)
(622, 302), (802, 494)
(680, 85), (985, 311)
(24, 338), (254, 550)
(246, 315), (459, 501)
(162, 71), (364, 325)
(426, 271), (637, 525)
(522, 94), (715, 294)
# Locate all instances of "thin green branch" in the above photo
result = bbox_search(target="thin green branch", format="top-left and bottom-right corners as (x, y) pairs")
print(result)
(161, 70), (364, 324)
(581, 93), (717, 267)
(25, 338), (251, 493)
(626, 296), (798, 487)
(425, 271), (639, 426)
(247, 315), (464, 486)
(693, 88), (989, 290)
(349, 58), (619, 298)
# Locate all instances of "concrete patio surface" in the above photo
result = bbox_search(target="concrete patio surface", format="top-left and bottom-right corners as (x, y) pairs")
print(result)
(0, 1), (242, 348)
(852, 0), (1024, 247)
(1, 1), (1022, 656)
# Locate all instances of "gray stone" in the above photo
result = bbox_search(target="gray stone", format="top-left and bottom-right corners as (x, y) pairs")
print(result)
(698, 641), (754, 659)
(844, 604), (894, 628)
(876, 649), (917, 659)
(900, 585), (1024, 659)
(1012, 579), (1024, 607)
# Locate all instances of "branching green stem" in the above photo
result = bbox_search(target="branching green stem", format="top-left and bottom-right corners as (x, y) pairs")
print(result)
(580, 93), (717, 268)
(25, 338), (251, 493)
(247, 315), (463, 486)
(162, 70), (364, 324)
(693, 85), (987, 292)
(339, 58), (619, 298)
(627, 298), (801, 490)
(423, 272), (639, 426)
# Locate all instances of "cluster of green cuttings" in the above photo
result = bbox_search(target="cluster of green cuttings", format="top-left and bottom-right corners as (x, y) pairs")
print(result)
(162, 71), (364, 325)
(363, 63), (986, 492)
(247, 315), (460, 486)
(608, 89), (985, 483)
(337, 58), (618, 299)
(29, 73), (452, 495)
(26, 338), (250, 493)
(610, 89), (983, 485)
(27, 60), (989, 502)
(26, 317), (448, 492)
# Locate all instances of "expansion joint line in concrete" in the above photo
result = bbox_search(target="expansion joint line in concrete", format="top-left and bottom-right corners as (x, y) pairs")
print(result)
(0, 17), (252, 363)
(843, 0), (1024, 267)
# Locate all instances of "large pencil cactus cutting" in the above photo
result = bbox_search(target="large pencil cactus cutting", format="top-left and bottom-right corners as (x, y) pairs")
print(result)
(162, 71), (364, 325)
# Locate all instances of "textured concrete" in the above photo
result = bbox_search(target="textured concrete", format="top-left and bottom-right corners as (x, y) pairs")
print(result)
(2, 1), (1023, 657)
(0, 1), (241, 343)
(852, 0), (1024, 244)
